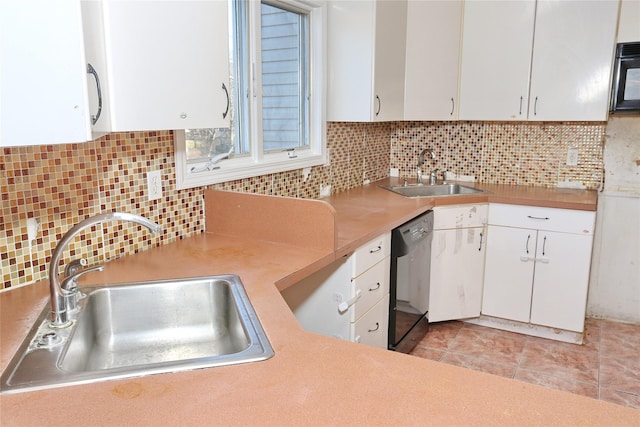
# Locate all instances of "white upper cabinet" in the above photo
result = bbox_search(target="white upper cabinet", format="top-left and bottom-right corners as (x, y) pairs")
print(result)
(327, 0), (407, 122)
(86, 0), (230, 132)
(528, 1), (619, 121)
(459, 0), (619, 122)
(1, 1), (92, 146)
(458, 0), (536, 121)
(404, 0), (463, 121)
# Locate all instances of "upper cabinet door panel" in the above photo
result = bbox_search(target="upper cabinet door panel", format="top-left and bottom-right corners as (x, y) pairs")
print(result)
(459, 0), (536, 121)
(404, 0), (463, 121)
(1, 1), (91, 146)
(528, 0), (619, 121)
(372, 0), (407, 121)
(326, 1), (375, 121)
(326, 0), (406, 122)
(102, 0), (229, 131)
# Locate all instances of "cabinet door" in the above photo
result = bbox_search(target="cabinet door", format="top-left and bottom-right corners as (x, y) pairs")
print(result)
(101, 0), (230, 131)
(458, 0), (535, 120)
(482, 225), (536, 322)
(372, 0), (407, 121)
(1, 1), (91, 146)
(528, 1), (619, 121)
(404, 0), (462, 121)
(429, 227), (485, 322)
(530, 231), (593, 332)
(326, 0), (406, 122)
(81, 0), (111, 136)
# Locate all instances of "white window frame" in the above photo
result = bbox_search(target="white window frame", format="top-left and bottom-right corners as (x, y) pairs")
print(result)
(175, 0), (326, 190)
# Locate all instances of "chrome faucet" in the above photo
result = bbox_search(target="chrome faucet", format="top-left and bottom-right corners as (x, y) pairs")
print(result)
(429, 169), (439, 185)
(417, 148), (436, 184)
(48, 212), (161, 327)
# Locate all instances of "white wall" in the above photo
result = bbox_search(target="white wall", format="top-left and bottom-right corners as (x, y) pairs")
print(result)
(586, 1), (640, 324)
(587, 117), (640, 323)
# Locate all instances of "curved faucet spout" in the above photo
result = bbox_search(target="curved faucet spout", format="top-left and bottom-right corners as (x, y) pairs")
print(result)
(417, 148), (436, 184)
(48, 212), (161, 327)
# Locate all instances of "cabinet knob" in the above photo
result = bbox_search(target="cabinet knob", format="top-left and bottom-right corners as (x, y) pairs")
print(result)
(179, 112), (187, 119)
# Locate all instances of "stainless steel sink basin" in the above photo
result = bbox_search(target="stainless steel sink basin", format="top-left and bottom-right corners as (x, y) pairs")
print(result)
(380, 183), (486, 198)
(1, 275), (274, 394)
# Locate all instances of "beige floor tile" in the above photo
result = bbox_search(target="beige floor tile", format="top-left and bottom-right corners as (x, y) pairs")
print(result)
(599, 356), (640, 396)
(515, 368), (598, 399)
(409, 345), (444, 362)
(408, 319), (640, 410)
(519, 341), (598, 384)
(441, 353), (516, 379)
(599, 388), (640, 410)
(446, 328), (526, 365)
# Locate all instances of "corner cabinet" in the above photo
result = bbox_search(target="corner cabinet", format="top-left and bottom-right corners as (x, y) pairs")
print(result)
(281, 234), (391, 349)
(459, 0), (619, 121)
(326, 0), (407, 122)
(1, 1), (93, 146)
(481, 204), (596, 333)
(429, 204), (487, 322)
(84, 0), (231, 132)
(404, 0), (463, 121)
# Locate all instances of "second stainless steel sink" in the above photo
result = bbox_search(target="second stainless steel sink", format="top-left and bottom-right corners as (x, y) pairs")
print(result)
(1, 275), (274, 394)
(380, 183), (486, 198)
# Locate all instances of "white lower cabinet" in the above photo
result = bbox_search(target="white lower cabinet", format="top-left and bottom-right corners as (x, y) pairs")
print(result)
(281, 234), (390, 349)
(482, 204), (596, 333)
(429, 204), (487, 322)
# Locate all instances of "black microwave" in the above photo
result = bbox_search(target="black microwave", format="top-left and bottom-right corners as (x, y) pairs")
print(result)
(611, 42), (640, 113)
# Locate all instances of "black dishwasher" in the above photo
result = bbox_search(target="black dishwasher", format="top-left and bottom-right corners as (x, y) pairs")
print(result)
(388, 210), (434, 353)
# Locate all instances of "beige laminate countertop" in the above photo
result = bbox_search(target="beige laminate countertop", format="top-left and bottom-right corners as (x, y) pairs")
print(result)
(2, 181), (636, 426)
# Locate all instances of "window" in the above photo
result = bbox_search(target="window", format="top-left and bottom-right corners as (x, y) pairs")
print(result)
(175, 0), (326, 189)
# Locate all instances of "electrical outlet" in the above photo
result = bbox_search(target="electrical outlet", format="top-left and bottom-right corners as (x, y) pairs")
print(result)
(566, 148), (579, 166)
(146, 170), (162, 201)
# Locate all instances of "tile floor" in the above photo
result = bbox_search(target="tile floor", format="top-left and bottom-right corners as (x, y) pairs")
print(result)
(409, 318), (640, 410)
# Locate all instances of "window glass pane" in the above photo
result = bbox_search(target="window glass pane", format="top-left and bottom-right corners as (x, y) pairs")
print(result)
(623, 68), (640, 100)
(261, 2), (308, 152)
(184, 128), (232, 164)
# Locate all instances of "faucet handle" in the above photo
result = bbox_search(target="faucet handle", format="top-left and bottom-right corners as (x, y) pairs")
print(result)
(441, 169), (448, 184)
(63, 258), (88, 278)
(60, 264), (105, 293)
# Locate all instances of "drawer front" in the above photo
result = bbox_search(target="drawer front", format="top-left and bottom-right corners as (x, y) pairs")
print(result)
(351, 257), (390, 321)
(351, 233), (391, 277)
(433, 204), (488, 229)
(489, 204), (595, 234)
(351, 294), (389, 349)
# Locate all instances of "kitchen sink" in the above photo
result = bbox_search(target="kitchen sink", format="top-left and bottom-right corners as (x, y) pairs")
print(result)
(380, 183), (486, 198)
(0, 275), (274, 394)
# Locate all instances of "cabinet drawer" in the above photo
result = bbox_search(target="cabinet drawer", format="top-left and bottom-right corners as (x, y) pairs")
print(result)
(351, 257), (390, 321)
(351, 233), (391, 277)
(433, 204), (488, 229)
(489, 204), (595, 234)
(351, 294), (389, 349)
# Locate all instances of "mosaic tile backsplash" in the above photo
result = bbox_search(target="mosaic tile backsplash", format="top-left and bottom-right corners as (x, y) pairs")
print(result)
(1, 121), (604, 290)
(391, 121), (605, 188)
